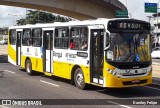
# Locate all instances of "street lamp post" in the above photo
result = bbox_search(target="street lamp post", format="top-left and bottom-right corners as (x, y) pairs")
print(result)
(147, 16), (153, 23)
(128, 13), (132, 18)
(8, 14), (24, 26)
(156, 0), (160, 47)
(8, 14), (18, 26)
(125, 0), (132, 18)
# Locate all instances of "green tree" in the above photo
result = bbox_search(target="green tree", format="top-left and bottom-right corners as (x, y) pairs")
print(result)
(16, 10), (72, 25)
(17, 19), (26, 25)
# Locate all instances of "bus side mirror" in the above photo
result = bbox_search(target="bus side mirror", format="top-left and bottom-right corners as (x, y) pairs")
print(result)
(106, 33), (109, 47)
(104, 33), (110, 51)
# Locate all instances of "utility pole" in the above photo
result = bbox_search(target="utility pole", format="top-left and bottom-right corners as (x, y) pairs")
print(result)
(8, 14), (18, 26)
(147, 16), (153, 23)
(156, 0), (160, 47)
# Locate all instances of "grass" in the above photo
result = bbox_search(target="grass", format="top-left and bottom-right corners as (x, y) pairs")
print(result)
(0, 37), (2, 41)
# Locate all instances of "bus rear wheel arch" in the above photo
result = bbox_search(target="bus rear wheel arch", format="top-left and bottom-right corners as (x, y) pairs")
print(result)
(25, 58), (33, 75)
(74, 68), (86, 89)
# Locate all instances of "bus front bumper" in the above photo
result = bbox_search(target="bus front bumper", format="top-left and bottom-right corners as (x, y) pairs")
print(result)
(104, 73), (152, 88)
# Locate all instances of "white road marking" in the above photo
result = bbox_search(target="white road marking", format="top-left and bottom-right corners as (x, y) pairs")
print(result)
(4, 70), (15, 74)
(0, 105), (10, 108)
(108, 101), (132, 108)
(144, 86), (160, 91)
(40, 80), (59, 87)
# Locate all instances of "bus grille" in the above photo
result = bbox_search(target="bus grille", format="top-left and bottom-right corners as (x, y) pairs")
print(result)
(122, 73), (146, 76)
(123, 79), (147, 85)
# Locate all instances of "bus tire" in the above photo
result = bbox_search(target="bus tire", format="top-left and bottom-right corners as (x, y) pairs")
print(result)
(25, 59), (33, 75)
(74, 68), (86, 89)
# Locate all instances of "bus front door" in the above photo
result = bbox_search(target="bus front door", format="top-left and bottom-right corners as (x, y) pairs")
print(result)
(16, 31), (21, 66)
(90, 29), (104, 85)
(43, 30), (53, 73)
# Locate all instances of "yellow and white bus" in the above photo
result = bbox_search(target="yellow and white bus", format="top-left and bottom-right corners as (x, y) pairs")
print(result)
(8, 18), (152, 89)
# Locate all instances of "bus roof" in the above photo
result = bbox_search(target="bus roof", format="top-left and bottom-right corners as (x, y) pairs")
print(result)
(9, 18), (149, 29)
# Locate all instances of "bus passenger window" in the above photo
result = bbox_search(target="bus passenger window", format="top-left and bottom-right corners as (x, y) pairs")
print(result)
(82, 41), (88, 49)
(70, 40), (75, 49)
(32, 28), (42, 47)
(54, 27), (69, 49)
(27, 38), (32, 46)
(22, 29), (31, 46)
(9, 30), (16, 45)
(70, 27), (88, 50)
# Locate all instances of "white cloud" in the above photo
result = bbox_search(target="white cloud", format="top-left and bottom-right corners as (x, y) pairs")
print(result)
(0, 5), (26, 27)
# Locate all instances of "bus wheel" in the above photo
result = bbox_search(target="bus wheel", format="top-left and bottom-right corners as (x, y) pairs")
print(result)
(25, 59), (33, 75)
(74, 68), (85, 89)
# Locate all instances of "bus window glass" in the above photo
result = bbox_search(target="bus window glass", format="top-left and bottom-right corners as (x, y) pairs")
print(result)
(54, 27), (69, 49)
(70, 27), (88, 50)
(106, 33), (151, 62)
(22, 29), (31, 46)
(45, 32), (53, 50)
(32, 28), (42, 47)
(9, 30), (16, 45)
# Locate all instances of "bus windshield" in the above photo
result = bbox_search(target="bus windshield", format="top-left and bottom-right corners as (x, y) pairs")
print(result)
(106, 32), (151, 63)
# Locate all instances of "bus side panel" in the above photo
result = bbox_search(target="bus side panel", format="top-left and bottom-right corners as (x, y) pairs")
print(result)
(53, 61), (70, 79)
(21, 55), (26, 68)
(53, 61), (90, 84)
(8, 44), (16, 65)
(80, 65), (90, 84)
(30, 57), (43, 72)
(21, 55), (43, 72)
(21, 46), (43, 72)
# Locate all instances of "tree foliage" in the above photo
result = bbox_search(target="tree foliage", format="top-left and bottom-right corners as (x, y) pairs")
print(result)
(17, 10), (72, 25)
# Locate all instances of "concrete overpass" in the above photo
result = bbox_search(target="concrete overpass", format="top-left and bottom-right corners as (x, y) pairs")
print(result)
(0, 0), (127, 20)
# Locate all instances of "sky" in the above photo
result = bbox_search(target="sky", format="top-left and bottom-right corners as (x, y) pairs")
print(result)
(0, 0), (160, 27)
(119, 0), (159, 23)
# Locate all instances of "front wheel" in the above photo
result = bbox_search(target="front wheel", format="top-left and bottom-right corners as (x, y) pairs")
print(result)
(25, 59), (33, 75)
(74, 68), (86, 89)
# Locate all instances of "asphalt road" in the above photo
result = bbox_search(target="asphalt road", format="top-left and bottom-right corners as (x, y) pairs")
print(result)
(0, 56), (160, 108)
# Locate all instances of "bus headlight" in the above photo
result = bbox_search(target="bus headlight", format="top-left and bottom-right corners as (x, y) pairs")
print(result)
(106, 68), (114, 74)
(142, 69), (147, 73)
(116, 73), (122, 78)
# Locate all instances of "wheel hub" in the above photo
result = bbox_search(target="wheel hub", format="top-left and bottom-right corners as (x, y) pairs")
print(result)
(27, 63), (30, 73)
(76, 73), (83, 86)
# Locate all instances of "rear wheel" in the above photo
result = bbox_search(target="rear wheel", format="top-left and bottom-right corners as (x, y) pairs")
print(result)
(74, 68), (86, 89)
(25, 59), (33, 75)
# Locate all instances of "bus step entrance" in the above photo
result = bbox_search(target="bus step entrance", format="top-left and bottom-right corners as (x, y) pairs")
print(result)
(93, 77), (103, 85)
(44, 72), (53, 76)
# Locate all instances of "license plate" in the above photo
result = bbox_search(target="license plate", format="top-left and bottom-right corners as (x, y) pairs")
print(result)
(132, 80), (140, 83)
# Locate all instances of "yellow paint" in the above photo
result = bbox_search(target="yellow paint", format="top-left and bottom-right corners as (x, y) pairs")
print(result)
(8, 44), (16, 63)
(8, 31), (16, 64)
(103, 57), (152, 87)
(9, 49), (152, 88)
(103, 58), (116, 77)
(105, 72), (152, 88)
(21, 55), (43, 72)
(53, 61), (90, 84)
(44, 72), (52, 76)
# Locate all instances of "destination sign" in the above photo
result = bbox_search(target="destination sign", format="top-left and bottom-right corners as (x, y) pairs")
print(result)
(108, 20), (150, 31)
